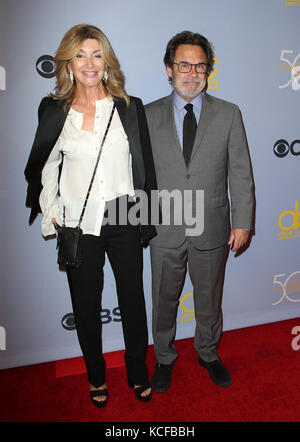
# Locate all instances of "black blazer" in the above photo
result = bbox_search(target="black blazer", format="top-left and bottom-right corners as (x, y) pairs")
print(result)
(24, 95), (158, 245)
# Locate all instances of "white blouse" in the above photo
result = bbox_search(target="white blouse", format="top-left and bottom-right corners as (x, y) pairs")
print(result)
(39, 97), (135, 237)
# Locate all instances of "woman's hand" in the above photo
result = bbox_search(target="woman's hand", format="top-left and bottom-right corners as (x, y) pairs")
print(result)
(52, 218), (58, 227)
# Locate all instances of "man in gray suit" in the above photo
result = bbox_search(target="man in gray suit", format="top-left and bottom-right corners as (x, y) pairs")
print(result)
(145, 31), (254, 392)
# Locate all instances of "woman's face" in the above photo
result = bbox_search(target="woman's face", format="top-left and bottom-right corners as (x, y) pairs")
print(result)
(69, 38), (106, 88)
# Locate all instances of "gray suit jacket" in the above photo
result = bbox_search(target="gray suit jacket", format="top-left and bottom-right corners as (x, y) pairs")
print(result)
(145, 92), (254, 250)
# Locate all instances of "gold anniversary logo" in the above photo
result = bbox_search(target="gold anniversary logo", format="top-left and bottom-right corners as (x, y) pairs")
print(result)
(208, 57), (219, 91)
(284, 1), (300, 6)
(279, 50), (300, 91)
(278, 200), (300, 240)
(272, 272), (300, 305)
(180, 292), (195, 323)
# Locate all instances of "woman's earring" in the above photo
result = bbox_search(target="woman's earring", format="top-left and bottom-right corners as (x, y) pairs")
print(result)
(70, 72), (74, 83)
(103, 70), (108, 82)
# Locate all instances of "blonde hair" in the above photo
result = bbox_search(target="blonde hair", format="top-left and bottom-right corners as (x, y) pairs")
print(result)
(50, 24), (130, 109)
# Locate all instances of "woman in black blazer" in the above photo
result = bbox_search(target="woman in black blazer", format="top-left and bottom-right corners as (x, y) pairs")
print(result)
(25, 24), (157, 407)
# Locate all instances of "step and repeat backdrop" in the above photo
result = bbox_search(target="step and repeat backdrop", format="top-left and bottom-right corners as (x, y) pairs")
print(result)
(0, 0), (299, 369)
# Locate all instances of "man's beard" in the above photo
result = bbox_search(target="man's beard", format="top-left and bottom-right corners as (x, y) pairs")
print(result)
(173, 77), (206, 99)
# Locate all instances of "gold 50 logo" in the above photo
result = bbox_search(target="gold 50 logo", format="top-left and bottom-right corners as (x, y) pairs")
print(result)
(180, 292), (195, 323)
(272, 271), (300, 305)
(208, 57), (219, 91)
(279, 50), (300, 91)
(278, 200), (300, 240)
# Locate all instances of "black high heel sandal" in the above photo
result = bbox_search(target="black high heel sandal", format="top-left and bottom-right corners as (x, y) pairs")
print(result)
(89, 388), (108, 408)
(129, 381), (152, 402)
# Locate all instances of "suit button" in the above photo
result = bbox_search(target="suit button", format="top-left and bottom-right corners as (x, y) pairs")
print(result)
(186, 174), (191, 179)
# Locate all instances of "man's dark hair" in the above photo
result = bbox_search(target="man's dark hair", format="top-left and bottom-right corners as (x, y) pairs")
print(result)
(163, 31), (215, 76)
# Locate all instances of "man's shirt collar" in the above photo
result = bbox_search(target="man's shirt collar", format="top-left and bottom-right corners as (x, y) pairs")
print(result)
(173, 90), (203, 112)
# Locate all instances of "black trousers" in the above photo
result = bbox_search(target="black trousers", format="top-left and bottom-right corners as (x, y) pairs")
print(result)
(66, 220), (149, 388)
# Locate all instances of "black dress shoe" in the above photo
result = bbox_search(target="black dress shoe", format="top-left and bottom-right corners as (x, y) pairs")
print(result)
(152, 362), (175, 393)
(198, 356), (232, 387)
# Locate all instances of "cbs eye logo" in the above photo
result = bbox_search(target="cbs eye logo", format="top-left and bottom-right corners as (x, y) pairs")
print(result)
(36, 55), (56, 78)
(61, 313), (76, 330)
(273, 139), (300, 158)
(61, 308), (121, 330)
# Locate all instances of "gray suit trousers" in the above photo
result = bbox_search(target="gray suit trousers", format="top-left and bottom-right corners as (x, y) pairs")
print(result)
(150, 239), (229, 364)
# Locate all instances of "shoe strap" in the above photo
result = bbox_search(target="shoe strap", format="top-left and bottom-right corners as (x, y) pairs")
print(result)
(134, 383), (151, 394)
(90, 388), (108, 398)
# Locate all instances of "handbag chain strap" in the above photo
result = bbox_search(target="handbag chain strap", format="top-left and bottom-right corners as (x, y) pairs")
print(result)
(62, 102), (116, 228)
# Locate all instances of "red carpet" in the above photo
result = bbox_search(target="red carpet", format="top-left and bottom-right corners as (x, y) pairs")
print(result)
(55, 349), (125, 378)
(0, 318), (299, 422)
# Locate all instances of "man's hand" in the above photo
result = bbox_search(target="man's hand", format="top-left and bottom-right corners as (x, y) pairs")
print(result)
(228, 228), (249, 252)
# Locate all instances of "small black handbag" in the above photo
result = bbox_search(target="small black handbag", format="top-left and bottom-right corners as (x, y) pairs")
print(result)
(56, 224), (83, 268)
(56, 103), (116, 268)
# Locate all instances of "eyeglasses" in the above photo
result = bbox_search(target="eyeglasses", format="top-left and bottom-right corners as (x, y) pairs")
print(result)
(173, 62), (207, 74)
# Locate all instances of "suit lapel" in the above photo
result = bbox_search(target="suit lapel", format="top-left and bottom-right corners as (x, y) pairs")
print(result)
(164, 93), (215, 168)
(189, 92), (215, 163)
(164, 94), (187, 168)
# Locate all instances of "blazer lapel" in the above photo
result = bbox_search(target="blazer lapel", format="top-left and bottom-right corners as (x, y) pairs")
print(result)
(25, 99), (68, 180)
(189, 92), (215, 163)
(25, 98), (69, 224)
(115, 98), (145, 187)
